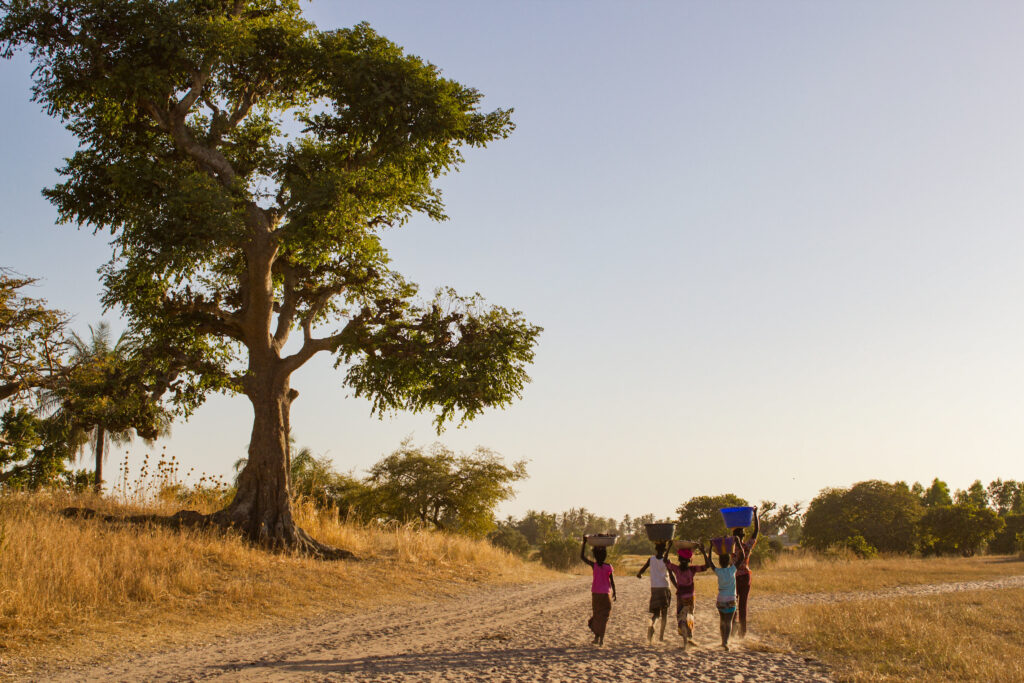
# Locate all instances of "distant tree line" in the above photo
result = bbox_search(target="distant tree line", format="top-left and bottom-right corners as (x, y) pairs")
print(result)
(802, 478), (1021, 558)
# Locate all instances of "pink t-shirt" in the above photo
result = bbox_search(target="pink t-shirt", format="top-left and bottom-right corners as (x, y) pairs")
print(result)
(591, 563), (613, 593)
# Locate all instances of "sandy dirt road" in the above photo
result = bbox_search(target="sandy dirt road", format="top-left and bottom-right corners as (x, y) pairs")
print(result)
(35, 574), (1024, 682)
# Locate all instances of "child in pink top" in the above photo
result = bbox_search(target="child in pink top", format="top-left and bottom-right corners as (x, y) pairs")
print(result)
(580, 536), (616, 645)
(665, 544), (710, 649)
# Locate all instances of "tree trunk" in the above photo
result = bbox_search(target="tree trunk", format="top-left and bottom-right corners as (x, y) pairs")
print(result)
(94, 427), (105, 493)
(213, 374), (351, 559)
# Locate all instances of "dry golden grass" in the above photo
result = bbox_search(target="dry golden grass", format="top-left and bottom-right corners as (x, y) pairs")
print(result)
(756, 588), (1024, 682)
(752, 550), (1024, 595)
(0, 490), (554, 675)
(612, 549), (1024, 601)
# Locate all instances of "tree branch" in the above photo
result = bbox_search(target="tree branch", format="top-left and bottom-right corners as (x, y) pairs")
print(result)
(272, 260), (299, 350)
(160, 295), (245, 342)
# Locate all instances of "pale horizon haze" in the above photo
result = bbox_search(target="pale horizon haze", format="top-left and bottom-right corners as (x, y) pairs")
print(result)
(2, 1), (1023, 521)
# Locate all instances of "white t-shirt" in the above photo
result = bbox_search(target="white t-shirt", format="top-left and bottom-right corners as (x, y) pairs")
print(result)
(649, 556), (670, 589)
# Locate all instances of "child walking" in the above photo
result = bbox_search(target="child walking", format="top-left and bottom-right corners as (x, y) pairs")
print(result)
(580, 536), (616, 645)
(636, 541), (672, 643)
(731, 506), (759, 637)
(664, 543), (709, 649)
(708, 538), (747, 650)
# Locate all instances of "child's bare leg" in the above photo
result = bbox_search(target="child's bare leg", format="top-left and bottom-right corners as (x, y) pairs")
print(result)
(719, 611), (732, 649)
(659, 609), (667, 641)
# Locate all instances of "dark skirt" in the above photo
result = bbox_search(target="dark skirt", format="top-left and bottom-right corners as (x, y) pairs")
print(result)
(649, 587), (671, 615)
(588, 592), (612, 636)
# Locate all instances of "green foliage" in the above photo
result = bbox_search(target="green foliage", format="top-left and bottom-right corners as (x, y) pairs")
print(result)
(802, 480), (922, 554)
(0, 407), (76, 489)
(0, 0), (540, 430)
(0, 269), (69, 403)
(920, 478), (953, 507)
(538, 536), (579, 571)
(365, 441), (527, 536)
(988, 515), (1024, 555)
(289, 447), (371, 516)
(918, 504), (1004, 557)
(675, 493), (748, 541)
(487, 522), (530, 557)
(511, 510), (559, 546)
(953, 480), (988, 509)
(40, 322), (172, 488)
(827, 535), (878, 559)
(987, 479), (1023, 516)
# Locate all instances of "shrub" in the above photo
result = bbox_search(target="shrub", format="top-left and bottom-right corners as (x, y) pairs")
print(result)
(918, 504), (1004, 557)
(988, 515), (1024, 554)
(825, 534), (878, 559)
(487, 524), (530, 557)
(539, 537), (579, 570)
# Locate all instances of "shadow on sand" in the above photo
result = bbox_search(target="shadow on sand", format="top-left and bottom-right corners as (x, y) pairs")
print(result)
(219, 642), (776, 678)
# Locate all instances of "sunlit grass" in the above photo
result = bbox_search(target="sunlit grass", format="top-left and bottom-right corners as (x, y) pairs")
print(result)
(756, 588), (1024, 682)
(0, 490), (554, 673)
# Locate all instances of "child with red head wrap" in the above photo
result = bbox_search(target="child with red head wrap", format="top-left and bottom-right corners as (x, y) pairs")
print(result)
(664, 543), (710, 649)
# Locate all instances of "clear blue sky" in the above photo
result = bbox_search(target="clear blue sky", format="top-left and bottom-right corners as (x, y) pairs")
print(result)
(2, 1), (1023, 520)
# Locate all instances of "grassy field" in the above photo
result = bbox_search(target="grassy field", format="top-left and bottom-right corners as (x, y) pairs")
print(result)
(0, 491), (555, 675)
(614, 550), (1023, 597)
(756, 588), (1024, 682)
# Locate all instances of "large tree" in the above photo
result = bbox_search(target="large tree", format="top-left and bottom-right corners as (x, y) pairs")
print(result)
(365, 441), (527, 536)
(1, 1), (541, 556)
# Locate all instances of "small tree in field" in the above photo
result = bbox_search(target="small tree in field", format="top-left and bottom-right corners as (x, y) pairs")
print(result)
(675, 494), (748, 541)
(365, 441), (527, 536)
(1, 1), (540, 556)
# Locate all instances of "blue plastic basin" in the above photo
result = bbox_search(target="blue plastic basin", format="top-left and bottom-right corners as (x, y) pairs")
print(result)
(720, 506), (754, 529)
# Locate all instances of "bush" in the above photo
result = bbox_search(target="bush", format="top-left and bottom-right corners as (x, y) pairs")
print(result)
(614, 533), (655, 556)
(918, 504), (1004, 557)
(824, 534), (878, 559)
(539, 537), (580, 570)
(487, 525), (529, 557)
(988, 515), (1024, 554)
(749, 537), (783, 568)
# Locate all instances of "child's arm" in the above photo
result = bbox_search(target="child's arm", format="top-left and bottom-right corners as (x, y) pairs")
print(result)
(751, 506), (760, 541)
(668, 567), (678, 590)
(580, 537), (594, 567)
(609, 572), (617, 601)
(707, 542), (719, 569)
(636, 558), (650, 579)
(698, 543), (710, 565)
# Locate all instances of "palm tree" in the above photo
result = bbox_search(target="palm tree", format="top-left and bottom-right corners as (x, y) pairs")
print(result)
(42, 322), (172, 492)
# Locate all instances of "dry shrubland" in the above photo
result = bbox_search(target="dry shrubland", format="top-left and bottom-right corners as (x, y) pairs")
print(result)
(0, 489), (553, 672)
(757, 588), (1024, 682)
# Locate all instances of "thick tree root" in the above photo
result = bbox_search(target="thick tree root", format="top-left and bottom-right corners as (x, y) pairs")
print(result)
(60, 507), (355, 560)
